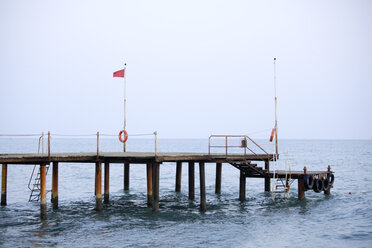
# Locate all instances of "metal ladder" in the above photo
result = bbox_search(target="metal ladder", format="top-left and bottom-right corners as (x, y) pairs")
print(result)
(271, 153), (292, 202)
(28, 133), (50, 202)
(28, 164), (51, 202)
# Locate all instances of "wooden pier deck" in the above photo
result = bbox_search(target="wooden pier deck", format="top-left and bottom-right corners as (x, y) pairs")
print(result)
(0, 152), (333, 219)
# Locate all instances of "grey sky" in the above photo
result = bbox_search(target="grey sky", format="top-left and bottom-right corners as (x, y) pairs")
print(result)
(1, 0), (371, 139)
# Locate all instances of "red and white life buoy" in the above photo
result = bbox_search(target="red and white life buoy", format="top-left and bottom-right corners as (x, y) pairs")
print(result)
(119, 130), (128, 143)
(269, 128), (275, 142)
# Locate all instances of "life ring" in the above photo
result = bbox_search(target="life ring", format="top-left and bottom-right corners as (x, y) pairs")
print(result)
(313, 178), (324, 193)
(119, 130), (128, 143)
(304, 174), (314, 190)
(322, 177), (330, 192)
(327, 173), (335, 186)
(269, 128), (275, 142)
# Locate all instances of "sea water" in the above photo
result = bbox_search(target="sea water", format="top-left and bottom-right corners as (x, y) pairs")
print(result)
(0, 138), (371, 247)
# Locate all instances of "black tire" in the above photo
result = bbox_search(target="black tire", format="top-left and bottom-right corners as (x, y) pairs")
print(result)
(322, 177), (330, 192)
(313, 178), (324, 193)
(304, 174), (314, 190)
(327, 173), (335, 186)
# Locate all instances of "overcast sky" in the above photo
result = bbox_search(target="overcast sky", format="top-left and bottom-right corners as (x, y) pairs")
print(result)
(1, 0), (371, 139)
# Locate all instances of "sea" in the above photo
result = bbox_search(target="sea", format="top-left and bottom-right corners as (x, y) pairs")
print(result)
(0, 137), (371, 248)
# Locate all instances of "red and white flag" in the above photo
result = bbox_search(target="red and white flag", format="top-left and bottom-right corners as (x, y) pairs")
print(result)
(113, 69), (125, 78)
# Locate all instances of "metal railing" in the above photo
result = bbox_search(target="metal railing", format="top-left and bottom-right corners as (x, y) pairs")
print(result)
(0, 131), (158, 158)
(208, 134), (269, 157)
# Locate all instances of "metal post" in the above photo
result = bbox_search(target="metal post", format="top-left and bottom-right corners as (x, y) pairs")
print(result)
(225, 136), (228, 156)
(199, 162), (206, 212)
(104, 162), (109, 203)
(298, 178), (305, 200)
(96, 132), (99, 161)
(51, 162), (58, 209)
(188, 162), (195, 200)
(325, 165), (331, 195)
(215, 163), (222, 194)
(95, 162), (102, 211)
(41, 132), (44, 155)
(274, 58), (279, 157)
(1, 164), (7, 206)
(40, 164), (47, 219)
(264, 160), (270, 192)
(124, 163), (130, 190)
(154, 131), (157, 157)
(123, 63), (127, 153)
(239, 169), (246, 201)
(48, 131), (51, 162)
(146, 163), (153, 207)
(175, 162), (182, 192)
(152, 163), (160, 212)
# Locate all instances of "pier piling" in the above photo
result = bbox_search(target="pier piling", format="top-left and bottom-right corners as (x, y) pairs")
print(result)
(239, 169), (246, 201)
(298, 178), (305, 200)
(146, 163), (153, 207)
(104, 163), (109, 203)
(325, 165), (331, 195)
(51, 162), (58, 209)
(199, 162), (206, 212)
(188, 162), (195, 200)
(264, 160), (270, 192)
(40, 164), (47, 219)
(215, 163), (222, 194)
(124, 163), (130, 190)
(175, 162), (182, 192)
(1, 164), (7, 206)
(95, 162), (102, 211)
(152, 163), (160, 211)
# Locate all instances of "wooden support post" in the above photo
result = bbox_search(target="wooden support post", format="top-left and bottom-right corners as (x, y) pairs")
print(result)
(124, 163), (130, 190)
(1, 164), (7, 206)
(51, 162), (58, 209)
(152, 163), (160, 211)
(95, 162), (102, 211)
(264, 160), (270, 192)
(325, 165), (331, 195)
(146, 163), (153, 207)
(175, 161), (182, 192)
(188, 162), (195, 200)
(104, 162), (109, 204)
(239, 169), (246, 201)
(199, 162), (206, 212)
(298, 178), (305, 200)
(215, 163), (222, 194)
(40, 164), (47, 219)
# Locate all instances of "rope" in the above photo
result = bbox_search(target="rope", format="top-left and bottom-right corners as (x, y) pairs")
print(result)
(0, 134), (41, 137)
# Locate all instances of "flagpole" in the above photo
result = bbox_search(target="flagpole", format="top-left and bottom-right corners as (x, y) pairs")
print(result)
(124, 63), (127, 152)
(274, 58), (278, 158)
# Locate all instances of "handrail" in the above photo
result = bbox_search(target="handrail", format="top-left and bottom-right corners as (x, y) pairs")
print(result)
(208, 134), (269, 157)
(1, 131), (158, 157)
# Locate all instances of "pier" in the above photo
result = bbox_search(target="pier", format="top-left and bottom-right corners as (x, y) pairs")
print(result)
(0, 133), (334, 219)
